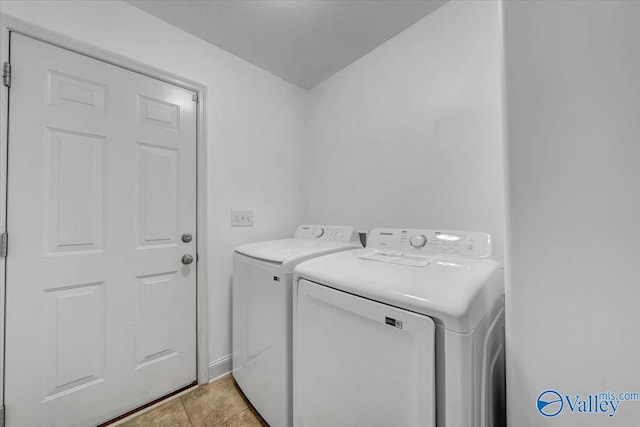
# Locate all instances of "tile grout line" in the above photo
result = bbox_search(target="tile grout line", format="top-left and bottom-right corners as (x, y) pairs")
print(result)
(182, 395), (221, 426)
(225, 408), (252, 427)
(182, 376), (251, 426)
(217, 404), (250, 426)
(179, 395), (196, 426)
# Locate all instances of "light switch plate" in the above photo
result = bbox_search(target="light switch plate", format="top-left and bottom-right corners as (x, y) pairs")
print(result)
(231, 210), (253, 227)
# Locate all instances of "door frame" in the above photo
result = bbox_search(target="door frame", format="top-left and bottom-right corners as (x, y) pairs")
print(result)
(0, 14), (210, 416)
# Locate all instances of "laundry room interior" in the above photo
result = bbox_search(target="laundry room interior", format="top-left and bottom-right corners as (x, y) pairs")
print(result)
(0, 0), (638, 426)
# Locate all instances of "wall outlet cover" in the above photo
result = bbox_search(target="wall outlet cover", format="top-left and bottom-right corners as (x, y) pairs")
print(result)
(231, 210), (253, 227)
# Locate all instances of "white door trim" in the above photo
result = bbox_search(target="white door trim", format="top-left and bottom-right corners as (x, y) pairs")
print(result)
(0, 14), (210, 415)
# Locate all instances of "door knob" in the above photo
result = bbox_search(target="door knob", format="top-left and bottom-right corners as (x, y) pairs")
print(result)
(182, 254), (194, 265)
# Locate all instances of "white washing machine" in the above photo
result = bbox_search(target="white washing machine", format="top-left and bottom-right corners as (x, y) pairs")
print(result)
(232, 225), (361, 427)
(293, 228), (505, 427)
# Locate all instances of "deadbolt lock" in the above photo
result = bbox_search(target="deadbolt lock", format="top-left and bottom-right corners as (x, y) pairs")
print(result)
(182, 233), (193, 243)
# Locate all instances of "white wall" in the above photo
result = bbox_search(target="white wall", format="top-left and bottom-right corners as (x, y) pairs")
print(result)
(0, 0), (307, 376)
(304, 0), (505, 262)
(503, 1), (640, 425)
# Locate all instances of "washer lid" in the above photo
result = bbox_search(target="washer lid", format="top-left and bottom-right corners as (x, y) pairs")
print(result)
(294, 248), (503, 334)
(236, 238), (357, 265)
(235, 225), (361, 268)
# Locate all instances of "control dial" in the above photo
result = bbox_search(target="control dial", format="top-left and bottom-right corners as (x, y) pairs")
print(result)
(410, 234), (427, 248)
(314, 228), (325, 238)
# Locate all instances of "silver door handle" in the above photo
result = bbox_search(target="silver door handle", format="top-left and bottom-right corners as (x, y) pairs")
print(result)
(182, 254), (194, 265)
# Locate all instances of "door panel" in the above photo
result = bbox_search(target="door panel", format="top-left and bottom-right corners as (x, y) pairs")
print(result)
(137, 143), (178, 247)
(5, 33), (197, 426)
(47, 69), (108, 115)
(45, 128), (106, 254)
(43, 282), (105, 401)
(135, 272), (179, 368)
(137, 95), (180, 130)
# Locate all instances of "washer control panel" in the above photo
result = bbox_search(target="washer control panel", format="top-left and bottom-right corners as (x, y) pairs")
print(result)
(366, 228), (492, 258)
(295, 225), (358, 243)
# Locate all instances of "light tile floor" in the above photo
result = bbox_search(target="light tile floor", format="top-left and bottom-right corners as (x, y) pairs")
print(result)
(118, 375), (268, 427)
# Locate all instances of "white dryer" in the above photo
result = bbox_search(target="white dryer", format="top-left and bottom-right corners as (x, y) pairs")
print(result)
(293, 228), (505, 427)
(232, 225), (361, 427)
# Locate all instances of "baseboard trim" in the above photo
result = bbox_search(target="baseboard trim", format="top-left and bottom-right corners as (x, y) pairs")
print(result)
(208, 354), (232, 383)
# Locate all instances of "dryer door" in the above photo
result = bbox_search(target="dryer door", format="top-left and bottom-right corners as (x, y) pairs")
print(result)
(294, 279), (435, 427)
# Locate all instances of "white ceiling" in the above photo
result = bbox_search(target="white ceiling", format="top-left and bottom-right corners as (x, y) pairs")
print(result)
(125, 0), (448, 89)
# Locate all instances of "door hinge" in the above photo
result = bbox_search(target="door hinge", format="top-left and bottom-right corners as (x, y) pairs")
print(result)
(192, 93), (198, 103)
(0, 232), (7, 257)
(2, 62), (10, 87)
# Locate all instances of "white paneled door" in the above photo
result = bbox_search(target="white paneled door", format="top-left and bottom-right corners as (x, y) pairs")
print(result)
(5, 34), (197, 426)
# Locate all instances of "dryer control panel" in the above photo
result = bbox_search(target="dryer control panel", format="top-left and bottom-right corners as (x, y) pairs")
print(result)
(366, 228), (492, 258)
(295, 225), (357, 243)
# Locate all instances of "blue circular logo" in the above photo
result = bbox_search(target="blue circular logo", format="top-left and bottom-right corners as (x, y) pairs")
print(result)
(537, 390), (563, 417)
